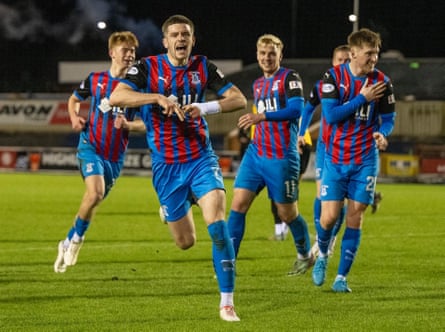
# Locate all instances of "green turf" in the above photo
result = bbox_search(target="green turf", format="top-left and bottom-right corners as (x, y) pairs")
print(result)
(0, 173), (444, 331)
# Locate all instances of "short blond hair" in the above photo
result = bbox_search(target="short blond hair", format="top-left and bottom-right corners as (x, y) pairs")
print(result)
(256, 34), (284, 52)
(108, 31), (139, 50)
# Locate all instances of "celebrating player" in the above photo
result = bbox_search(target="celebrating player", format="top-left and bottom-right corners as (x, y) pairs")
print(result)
(312, 28), (396, 292)
(109, 15), (247, 322)
(227, 34), (313, 276)
(54, 31), (140, 273)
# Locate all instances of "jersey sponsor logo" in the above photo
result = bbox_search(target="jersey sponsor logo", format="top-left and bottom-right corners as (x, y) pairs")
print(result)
(128, 66), (138, 75)
(289, 80), (302, 90)
(322, 83), (335, 93)
(388, 93), (396, 104)
(257, 97), (278, 113)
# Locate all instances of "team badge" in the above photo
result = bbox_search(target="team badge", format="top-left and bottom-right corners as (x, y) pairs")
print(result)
(190, 71), (201, 84)
(98, 97), (112, 113)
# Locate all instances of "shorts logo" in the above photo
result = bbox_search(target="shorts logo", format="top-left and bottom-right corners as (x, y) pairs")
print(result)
(86, 163), (94, 173)
(160, 205), (169, 218)
(320, 185), (328, 196)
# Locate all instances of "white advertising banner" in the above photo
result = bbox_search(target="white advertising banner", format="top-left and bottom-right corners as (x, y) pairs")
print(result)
(0, 100), (89, 126)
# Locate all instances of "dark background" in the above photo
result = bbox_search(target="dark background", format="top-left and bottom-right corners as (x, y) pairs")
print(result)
(0, 0), (444, 92)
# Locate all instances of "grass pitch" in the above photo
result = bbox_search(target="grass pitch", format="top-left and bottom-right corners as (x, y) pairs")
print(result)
(0, 172), (444, 331)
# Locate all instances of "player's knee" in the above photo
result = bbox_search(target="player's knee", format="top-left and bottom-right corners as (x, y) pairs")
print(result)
(175, 235), (196, 250)
(85, 191), (104, 207)
(320, 216), (337, 229)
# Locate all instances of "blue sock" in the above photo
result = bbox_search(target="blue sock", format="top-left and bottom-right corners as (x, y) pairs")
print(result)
(338, 227), (361, 277)
(227, 210), (246, 257)
(207, 221), (236, 293)
(331, 205), (346, 237)
(313, 197), (321, 234)
(67, 227), (76, 241)
(288, 214), (311, 256)
(316, 221), (332, 256)
(74, 216), (90, 238)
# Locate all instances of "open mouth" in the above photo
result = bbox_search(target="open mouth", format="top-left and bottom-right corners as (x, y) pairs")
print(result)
(176, 45), (187, 52)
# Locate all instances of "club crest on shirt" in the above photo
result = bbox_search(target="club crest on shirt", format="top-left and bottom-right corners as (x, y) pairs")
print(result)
(98, 97), (112, 113)
(189, 71), (201, 85)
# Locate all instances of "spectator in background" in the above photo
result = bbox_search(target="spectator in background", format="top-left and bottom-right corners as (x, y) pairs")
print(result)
(54, 31), (140, 273)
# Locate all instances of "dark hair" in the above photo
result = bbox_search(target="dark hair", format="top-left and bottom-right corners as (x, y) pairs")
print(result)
(162, 15), (195, 36)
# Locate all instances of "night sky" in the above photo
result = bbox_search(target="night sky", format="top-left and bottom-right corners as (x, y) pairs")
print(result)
(1, 0), (444, 92)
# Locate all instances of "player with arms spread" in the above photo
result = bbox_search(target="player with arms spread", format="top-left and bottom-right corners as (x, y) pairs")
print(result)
(54, 31), (140, 273)
(227, 34), (313, 276)
(109, 15), (247, 322)
(312, 28), (396, 292)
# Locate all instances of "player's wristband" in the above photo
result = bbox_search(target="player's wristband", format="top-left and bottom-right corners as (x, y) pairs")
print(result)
(192, 101), (221, 116)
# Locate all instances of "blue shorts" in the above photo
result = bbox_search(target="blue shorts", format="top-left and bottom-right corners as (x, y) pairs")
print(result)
(315, 139), (325, 181)
(234, 145), (300, 203)
(77, 145), (123, 198)
(320, 159), (378, 205)
(152, 154), (224, 222)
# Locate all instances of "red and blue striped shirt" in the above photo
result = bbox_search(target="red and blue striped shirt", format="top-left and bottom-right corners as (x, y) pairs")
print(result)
(251, 67), (304, 159)
(74, 71), (136, 162)
(122, 54), (232, 164)
(321, 63), (396, 165)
